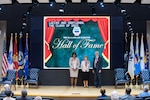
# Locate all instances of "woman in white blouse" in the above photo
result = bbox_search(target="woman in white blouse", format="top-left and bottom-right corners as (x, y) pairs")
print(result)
(69, 52), (80, 87)
(81, 55), (90, 87)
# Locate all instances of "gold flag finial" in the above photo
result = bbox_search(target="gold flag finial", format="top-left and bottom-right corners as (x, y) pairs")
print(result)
(11, 33), (13, 36)
(15, 33), (17, 36)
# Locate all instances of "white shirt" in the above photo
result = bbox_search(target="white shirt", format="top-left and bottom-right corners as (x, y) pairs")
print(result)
(3, 97), (16, 100)
(81, 60), (90, 72)
(94, 56), (99, 68)
(69, 57), (80, 69)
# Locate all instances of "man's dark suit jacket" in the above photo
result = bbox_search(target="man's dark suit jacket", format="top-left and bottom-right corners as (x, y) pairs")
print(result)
(93, 56), (102, 72)
(16, 96), (32, 100)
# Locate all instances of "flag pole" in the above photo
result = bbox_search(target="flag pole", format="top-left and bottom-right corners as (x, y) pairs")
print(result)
(24, 33), (29, 88)
(14, 33), (19, 88)
(134, 33), (140, 88)
(135, 33), (139, 88)
(130, 78), (133, 88)
(124, 32), (128, 88)
(19, 33), (24, 88)
(135, 75), (139, 88)
(129, 33), (134, 88)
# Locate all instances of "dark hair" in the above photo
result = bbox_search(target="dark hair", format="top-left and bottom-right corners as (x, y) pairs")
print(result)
(100, 88), (106, 95)
(21, 90), (27, 97)
(126, 87), (131, 94)
(72, 52), (77, 57)
(5, 90), (12, 97)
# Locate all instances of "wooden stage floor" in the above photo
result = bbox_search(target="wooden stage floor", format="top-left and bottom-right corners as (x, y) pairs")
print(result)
(10, 85), (143, 99)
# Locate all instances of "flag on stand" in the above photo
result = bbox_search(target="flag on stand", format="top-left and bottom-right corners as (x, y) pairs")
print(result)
(8, 33), (14, 69)
(2, 33), (9, 77)
(128, 33), (135, 79)
(13, 33), (18, 79)
(124, 32), (128, 70)
(134, 33), (141, 75)
(18, 33), (24, 79)
(145, 35), (149, 69)
(24, 33), (29, 78)
(140, 34), (145, 70)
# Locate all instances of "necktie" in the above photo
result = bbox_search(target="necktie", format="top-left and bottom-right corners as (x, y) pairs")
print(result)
(95, 58), (98, 68)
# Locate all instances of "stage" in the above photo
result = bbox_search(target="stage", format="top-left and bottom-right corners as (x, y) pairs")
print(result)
(9, 85), (143, 100)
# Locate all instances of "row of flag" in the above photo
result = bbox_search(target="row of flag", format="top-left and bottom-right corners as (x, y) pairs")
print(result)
(2, 33), (29, 80)
(126, 33), (149, 79)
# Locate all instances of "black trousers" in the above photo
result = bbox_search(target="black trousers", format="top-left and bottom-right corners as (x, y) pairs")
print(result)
(94, 71), (102, 87)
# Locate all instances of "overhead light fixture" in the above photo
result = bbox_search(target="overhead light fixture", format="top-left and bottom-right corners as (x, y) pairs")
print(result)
(99, 1), (104, 8)
(92, 8), (96, 15)
(120, 9), (130, 19)
(59, 3), (65, 14)
(89, 4), (96, 16)
(127, 22), (131, 25)
(49, 2), (54, 7)
(59, 9), (64, 13)
(98, 0), (104, 8)
(121, 9), (126, 13)
(49, 0), (55, 7)
(23, 22), (27, 26)
(92, 12), (96, 16)
(127, 23), (132, 27)
(0, 5), (4, 11)
(26, 6), (33, 15)
(129, 28), (133, 31)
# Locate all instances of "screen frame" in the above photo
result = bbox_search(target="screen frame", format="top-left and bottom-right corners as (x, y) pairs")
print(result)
(43, 16), (110, 69)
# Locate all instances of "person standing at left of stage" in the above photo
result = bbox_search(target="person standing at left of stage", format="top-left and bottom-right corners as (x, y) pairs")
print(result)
(81, 55), (90, 87)
(69, 52), (80, 87)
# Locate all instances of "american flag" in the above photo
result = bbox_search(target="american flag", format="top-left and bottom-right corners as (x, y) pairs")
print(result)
(2, 33), (9, 77)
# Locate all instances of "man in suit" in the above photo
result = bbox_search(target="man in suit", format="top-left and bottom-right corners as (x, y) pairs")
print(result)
(93, 51), (102, 88)
(119, 87), (135, 100)
(16, 89), (32, 100)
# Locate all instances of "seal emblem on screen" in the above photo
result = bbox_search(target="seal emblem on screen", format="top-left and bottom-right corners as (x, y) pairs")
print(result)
(72, 26), (81, 36)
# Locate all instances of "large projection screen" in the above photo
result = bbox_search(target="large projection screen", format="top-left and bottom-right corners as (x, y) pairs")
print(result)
(44, 16), (110, 69)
